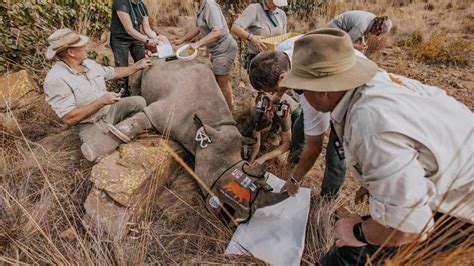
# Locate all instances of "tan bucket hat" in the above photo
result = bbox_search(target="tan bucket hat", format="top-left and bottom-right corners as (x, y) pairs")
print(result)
(45, 28), (89, 60)
(280, 28), (378, 92)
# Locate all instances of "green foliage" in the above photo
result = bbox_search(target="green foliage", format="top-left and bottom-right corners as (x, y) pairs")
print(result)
(0, 0), (111, 77)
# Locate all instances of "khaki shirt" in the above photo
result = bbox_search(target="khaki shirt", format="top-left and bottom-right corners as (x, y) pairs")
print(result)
(327, 10), (376, 42)
(197, 0), (235, 55)
(332, 70), (473, 234)
(43, 59), (116, 124)
(234, 1), (287, 54)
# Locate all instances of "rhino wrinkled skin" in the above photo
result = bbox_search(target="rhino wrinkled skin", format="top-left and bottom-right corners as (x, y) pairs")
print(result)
(104, 58), (289, 223)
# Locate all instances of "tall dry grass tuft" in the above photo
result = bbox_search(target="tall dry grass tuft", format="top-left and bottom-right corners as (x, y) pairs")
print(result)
(144, 0), (194, 27)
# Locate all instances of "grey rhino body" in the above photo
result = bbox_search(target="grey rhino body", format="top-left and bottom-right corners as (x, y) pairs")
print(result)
(130, 58), (288, 222)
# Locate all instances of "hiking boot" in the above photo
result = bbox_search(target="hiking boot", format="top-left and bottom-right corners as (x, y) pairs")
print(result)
(114, 112), (153, 139)
(81, 142), (96, 162)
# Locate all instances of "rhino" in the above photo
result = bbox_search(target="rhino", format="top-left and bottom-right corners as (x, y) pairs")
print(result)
(86, 58), (288, 224)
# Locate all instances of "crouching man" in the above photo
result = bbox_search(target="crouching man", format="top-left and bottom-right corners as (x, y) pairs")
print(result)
(44, 28), (153, 161)
(280, 28), (473, 265)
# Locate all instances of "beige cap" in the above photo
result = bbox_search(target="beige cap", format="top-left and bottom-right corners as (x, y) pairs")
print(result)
(45, 28), (89, 60)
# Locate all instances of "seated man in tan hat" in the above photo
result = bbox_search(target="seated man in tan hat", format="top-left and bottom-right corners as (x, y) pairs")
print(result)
(44, 28), (153, 162)
(280, 28), (473, 265)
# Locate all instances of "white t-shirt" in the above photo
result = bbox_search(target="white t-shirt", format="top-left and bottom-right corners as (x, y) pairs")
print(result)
(277, 36), (330, 136)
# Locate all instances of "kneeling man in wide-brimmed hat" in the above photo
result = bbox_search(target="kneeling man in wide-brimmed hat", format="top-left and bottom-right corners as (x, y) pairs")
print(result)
(44, 28), (153, 162)
(280, 28), (473, 265)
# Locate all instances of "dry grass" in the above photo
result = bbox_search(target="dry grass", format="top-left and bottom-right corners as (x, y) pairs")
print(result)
(413, 32), (472, 66)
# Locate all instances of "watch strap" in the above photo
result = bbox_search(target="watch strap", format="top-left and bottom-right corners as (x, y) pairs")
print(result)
(353, 222), (368, 244)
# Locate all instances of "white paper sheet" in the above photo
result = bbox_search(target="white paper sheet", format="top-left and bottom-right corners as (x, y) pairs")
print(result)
(152, 41), (174, 58)
(225, 172), (311, 266)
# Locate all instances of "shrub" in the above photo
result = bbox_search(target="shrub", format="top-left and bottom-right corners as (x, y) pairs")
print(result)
(412, 32), (472, 66)
(397, 30), (423, 48)
(0, 0), (111, 78)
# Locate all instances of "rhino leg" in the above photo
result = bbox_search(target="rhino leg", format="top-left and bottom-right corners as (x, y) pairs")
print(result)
(114, 112), (153, 139)
(80, 112), (152, 162)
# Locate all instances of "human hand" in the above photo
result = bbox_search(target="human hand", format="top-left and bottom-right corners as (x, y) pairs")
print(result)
(250, 35), (267, 52)
(354, 186), (369, 205)
(251, 157), (267, 166)
(334, 215), (367, 248)
(172, 38), (184, 46)
(190, 42), (200, 50)
(147, 38), (159, 46)
(134, 58), (153, 70)
(279, 176), (301, 196)
(154, 35), (169, 44)
(353, 43), (368, 53)
(101, 92), (121, 105)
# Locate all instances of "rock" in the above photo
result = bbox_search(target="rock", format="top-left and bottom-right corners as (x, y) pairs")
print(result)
(84, 136), (185, 239)
(83, 187), (134, 240)
(0, 70), (38, 108)
(90, 137), (184, 206)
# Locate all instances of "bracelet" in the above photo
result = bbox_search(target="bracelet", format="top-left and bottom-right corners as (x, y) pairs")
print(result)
(290, 176), (301, 186)
(353, 222), (368, 244)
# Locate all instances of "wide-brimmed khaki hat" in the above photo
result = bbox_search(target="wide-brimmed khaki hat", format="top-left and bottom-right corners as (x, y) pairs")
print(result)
(45, 28), (89, 60)
(280, 28), (378, 92)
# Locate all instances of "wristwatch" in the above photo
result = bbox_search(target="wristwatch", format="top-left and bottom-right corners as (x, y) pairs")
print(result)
(353, 222), (368, 244)
(290, 176), (300, 186)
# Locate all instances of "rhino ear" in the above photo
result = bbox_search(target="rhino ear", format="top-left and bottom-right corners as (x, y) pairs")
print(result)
(129, 70), (143, 96)
(242, 163), (267, 178)
(241, 136), (256, 145)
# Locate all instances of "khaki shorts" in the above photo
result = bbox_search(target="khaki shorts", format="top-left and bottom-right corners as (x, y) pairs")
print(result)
(210, 39), (239, 76)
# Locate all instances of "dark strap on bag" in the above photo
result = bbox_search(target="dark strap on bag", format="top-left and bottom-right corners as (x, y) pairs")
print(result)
(259, 0), (278, 27)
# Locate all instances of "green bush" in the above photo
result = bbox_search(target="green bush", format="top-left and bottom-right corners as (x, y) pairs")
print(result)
(0, 0), (111, 77)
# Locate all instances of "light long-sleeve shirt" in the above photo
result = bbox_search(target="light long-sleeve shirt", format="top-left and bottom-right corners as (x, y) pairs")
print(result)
(332, 70), (473, 233)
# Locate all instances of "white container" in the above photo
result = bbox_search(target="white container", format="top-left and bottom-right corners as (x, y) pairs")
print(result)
(176, 44), (198, 61)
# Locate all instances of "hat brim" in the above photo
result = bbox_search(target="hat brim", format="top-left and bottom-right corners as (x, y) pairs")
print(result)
(280, 57), (378, 92)
(45, 35), (89, 61)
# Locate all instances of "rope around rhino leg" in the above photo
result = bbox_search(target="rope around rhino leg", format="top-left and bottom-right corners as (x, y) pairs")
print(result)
(161, 140), (239, 227)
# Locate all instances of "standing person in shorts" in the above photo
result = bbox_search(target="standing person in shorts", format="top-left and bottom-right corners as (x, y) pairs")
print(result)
(174, 0), (238, 110)
(231, 0), (287, 69)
